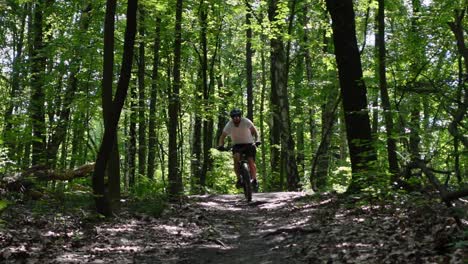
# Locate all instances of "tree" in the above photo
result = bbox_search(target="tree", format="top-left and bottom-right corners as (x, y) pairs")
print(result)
(147, 17), (162, 180)
(137, 4), (147, 178)
(268, 0), (299, 191)
(326, 0), (377, 193)
(168, 0), (184, 196)
(30, 0), (47, 166)
(376, 0), (399, 179)
(92, 0), (138, 216)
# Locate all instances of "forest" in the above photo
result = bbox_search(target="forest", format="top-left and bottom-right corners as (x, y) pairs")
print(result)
(0, 0), (467, 262)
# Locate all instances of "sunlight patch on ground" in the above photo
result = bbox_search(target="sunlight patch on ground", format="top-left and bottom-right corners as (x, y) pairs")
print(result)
(92, 245), (142, 253)
(55, 253), (91, 262)
(352, 217), (366, 223)
(152, 224), (196, 237)
(336, 242), (375, 248)
(101, 226), (135, 233)
(197, 201), (242, 211)
(259, 201), (287, 210)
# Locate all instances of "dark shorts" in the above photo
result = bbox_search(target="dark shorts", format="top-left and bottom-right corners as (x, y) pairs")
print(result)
(232, 143), (256, 159)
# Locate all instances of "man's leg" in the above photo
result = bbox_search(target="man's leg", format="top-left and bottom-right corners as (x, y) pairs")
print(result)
(247, 157), (257, 180)
(233, 153), (242, 188)
(248, 157), (258, 190)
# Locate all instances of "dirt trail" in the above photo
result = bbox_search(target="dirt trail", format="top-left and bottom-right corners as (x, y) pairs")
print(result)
(163, 192), (310, 264)
(1, 191), (465, 263)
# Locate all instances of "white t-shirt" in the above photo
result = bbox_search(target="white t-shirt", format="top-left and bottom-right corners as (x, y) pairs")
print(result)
(223, 117), (255, 145)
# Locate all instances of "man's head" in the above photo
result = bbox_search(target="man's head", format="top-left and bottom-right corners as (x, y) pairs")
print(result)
(230, 108), (242, 125)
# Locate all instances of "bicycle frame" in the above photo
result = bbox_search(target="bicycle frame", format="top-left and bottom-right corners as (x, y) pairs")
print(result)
(219, 144), (254, 202)
(238, 152), (252, 202)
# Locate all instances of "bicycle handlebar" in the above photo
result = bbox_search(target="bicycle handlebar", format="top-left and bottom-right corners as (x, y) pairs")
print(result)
(217, 141), (261, 152)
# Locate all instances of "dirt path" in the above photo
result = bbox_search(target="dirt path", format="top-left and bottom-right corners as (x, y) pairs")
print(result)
(1, 192), (465, 263)
(164, 192), (311, 264)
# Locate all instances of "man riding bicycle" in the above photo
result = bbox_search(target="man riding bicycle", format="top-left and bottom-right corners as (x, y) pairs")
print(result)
(217, 108), (260, 190)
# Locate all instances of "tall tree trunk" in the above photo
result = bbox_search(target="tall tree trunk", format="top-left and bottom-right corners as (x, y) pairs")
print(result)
(128, 83), (137, 187)
(311, 29), (336, 191)
(313, 90), (338, 190)
(192, 86), (202, 190)
(93, 0), (137, 216)
(245, 1), (254, 121)
(377, 0), (399, 178)
(30, 0), (47, 166)
(448, 9), (468, 149)
(408, 0), (425, 161)
(46, 2), (92, 167)
(268, 0), (285, 190)
(137, 5), (147, 177)
(147, 17), (162, 180)
(268, 0), (299, 190)
(199, 0), (209, 188)
(215, 75), (228, 142)
(259, 36), (268, 190)
(168, 0), (184, 196)
(325, 0), (377, 193)
(201, 14), (221, 189)
(69, 111), (86, 169)
(3, 3), (27, 164)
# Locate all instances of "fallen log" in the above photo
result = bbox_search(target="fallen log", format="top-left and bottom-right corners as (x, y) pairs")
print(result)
(1, 163), (95, 192)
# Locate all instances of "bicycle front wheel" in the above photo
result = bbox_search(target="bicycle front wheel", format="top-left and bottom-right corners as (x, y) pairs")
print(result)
(240, 163), (252, 202)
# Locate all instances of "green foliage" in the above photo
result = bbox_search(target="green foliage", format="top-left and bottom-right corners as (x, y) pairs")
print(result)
(208, 149), (242, 194)
(330, 165), (352, 192)
(451, 229), (468, 250)
(0, 145), (11, 173)
(128, 195), (167, 218)
(0, 199), (9, 215)
(131, 176), (166, 198)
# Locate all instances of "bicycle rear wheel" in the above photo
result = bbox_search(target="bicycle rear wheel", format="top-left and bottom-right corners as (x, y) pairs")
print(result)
(240, 163), (252, 202)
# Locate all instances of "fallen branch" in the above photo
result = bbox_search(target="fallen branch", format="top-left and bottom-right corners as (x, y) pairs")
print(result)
(1, 163), (95, 192)
(409, 160), (467, 204)
(408, 160), (467, 227)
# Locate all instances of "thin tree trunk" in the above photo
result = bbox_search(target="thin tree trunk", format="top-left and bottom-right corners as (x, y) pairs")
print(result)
(377, 0), (399, 178)
(408, 0), (424, 161)
(30, 0), (47, 166)
(282, 0), (300, 191)
(147, 17), (161, 180)
(268, 0), (285, 190)
(259, 38), (267, 190)
(3, 3), (27, 163)
(168, 0), (184, 196)
(448, 9), (468, 149)
(313, 92), (338, 190)
(245, 1), (254, 121)
(137, 5), (147, 177)
(46, 2), (92, 167)
(128, 83), (137, 187)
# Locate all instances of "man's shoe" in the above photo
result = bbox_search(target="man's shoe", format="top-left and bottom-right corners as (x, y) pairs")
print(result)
(252, 179), (259, 191)
(236, 179), (242, 189)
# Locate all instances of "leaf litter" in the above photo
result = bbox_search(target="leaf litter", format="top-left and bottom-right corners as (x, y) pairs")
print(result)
(0, 192), (466, 263)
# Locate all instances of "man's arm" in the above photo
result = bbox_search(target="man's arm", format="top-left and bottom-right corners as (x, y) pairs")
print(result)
(218, 131), (228, 147)
(250, 126), (259, 142)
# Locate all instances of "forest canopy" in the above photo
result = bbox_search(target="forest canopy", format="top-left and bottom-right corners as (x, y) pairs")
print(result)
(0, 0), (466, 214)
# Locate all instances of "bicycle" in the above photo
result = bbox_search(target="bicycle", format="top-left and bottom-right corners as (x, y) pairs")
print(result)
(218, 142), (260, 202)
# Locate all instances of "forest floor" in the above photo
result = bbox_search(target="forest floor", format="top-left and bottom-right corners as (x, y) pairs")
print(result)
(0, 191), (467, 263)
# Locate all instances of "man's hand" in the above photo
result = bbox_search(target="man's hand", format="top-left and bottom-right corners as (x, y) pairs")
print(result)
(255, 141), (262, 147)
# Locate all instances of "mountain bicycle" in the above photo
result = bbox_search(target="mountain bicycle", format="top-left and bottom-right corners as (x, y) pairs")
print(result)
(218, 142), (260, 202)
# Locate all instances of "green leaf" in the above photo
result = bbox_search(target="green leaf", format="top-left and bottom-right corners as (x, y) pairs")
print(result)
(0, 200), (9, 214)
